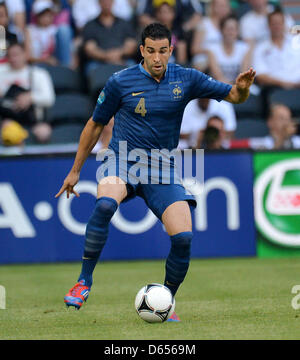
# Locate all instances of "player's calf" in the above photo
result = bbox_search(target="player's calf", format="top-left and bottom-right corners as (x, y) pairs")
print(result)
(164, 231), (193, 297)
(78, 196), (118, 287)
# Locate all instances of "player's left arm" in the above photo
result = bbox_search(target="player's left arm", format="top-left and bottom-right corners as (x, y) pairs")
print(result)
(224, 68), (256, 104)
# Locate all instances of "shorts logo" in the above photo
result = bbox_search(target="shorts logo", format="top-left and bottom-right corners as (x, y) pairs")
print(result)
(97, 90), (106, 105)
(254, 159), (300, 247)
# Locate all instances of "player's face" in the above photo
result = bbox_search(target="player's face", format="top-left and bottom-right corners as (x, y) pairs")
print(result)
(140, 38), (173, 81)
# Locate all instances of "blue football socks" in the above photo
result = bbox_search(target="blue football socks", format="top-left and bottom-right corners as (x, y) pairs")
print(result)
(164, 231), (193, 296)
(78, 196), (118, 287)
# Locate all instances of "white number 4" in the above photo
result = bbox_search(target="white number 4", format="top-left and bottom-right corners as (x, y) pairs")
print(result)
(0, 285), (5, 309)
(291, 285), (300, 310)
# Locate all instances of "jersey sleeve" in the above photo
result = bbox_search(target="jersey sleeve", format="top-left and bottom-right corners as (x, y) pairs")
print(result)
(188, 68), (232, 102)
(92, 74), (122, 125)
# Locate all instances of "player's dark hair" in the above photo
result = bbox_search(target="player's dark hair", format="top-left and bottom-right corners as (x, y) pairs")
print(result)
(141, 23), (172, 46)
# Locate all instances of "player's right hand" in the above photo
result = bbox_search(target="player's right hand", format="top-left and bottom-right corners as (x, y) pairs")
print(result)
(55, 171), (80, 199)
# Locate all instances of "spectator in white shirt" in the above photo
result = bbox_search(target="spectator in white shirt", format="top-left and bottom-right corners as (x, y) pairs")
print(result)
(240, 0), (294, 44)
(1, 0), (25, 40)
(191, 0), (231, 71)
(25, 1), (58, 65)
(253, 9), (300, 89)
(0, 2), (18, 63)
(250, 104), (300, 149)
(208, 14), (251, 84)
(178, 97), (236, 149)
(0, 42), (55, 143)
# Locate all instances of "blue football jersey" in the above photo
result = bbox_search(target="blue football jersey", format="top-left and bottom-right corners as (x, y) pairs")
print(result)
(93, 63), (232, 154)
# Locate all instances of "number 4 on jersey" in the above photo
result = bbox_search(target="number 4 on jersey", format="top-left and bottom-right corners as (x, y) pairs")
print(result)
(135, 98), (147, 117)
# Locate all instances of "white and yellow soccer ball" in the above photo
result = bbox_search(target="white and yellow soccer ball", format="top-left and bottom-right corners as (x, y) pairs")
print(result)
(135, 283), (175, 323)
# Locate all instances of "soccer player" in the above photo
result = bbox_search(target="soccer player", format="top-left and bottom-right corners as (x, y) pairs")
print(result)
(55, 23), (255, 319)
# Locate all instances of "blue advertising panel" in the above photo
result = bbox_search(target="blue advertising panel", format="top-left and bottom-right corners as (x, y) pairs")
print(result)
(0, 152), (256, 264)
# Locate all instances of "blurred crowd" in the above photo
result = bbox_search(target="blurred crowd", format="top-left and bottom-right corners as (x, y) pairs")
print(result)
(0, 0), (300, 151)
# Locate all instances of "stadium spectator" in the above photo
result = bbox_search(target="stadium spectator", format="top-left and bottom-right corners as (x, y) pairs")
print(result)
(253, 9), (300, 89)
(191, 0), (231, 71)
(137, 0), (202, 34)
(200, 115), (227, 149)
(1, 0), (26, 40)
(70, 0), (135, 31)
(0, 2), (18, 63)
(51, 0), (74, 67)
(0, 42), (55, 144)
(240, 0), (294, 44)
(207, 15), (251, 84)
(178, 97), (236, 149)
(153, 1), (187, 64)
(25, 0), (73, 67)
(82, 0), (137, 73)
(249, 104), (300, 149)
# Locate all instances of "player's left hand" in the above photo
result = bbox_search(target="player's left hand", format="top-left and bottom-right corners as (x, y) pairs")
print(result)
(235, 68), (256, 90)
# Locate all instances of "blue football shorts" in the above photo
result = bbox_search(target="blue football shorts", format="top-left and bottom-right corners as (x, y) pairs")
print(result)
(96, 152), (197, 220)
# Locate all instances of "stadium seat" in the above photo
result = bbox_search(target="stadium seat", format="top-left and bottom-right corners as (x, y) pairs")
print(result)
(37, 64), (82, 94)
(235, 118), (269, 139)
(233, 94), (263, 120)
(46, 94), (94, 124)
(87, 64), (126, 99)
(50, 124), (84, 144)
(269, 89), (300, 117)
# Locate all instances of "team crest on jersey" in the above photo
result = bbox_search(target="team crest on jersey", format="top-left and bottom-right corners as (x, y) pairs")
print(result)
(97, 90), (106, 105)
(169, 83), (184, 101)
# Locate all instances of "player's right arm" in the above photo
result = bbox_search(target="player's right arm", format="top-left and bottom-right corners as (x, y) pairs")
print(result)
(55, 118), (103, 198)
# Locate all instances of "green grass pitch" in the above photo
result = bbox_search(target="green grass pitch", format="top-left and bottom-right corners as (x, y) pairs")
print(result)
(0, 257), (300, 340)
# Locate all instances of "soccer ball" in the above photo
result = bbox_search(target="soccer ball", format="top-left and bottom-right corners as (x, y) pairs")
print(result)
(135, 283), (175, 323)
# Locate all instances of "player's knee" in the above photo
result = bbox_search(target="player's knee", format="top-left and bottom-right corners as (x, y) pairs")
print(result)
(86, 197), (118, 234)
(170, 231), (193, 258)
(94, 196), (118, 219)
